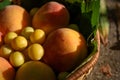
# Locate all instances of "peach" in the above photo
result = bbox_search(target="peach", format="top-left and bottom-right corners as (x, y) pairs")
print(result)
(0, 5), (31, 45)
(0, 57), (15, 80)
(43, 28), (88, 72)
(32, 1), (70, 34)
(15, 61), (56, 80)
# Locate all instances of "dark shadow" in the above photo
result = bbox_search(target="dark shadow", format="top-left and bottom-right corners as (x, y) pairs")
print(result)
(116, 0), (120, 2)
(0, 0), (3, 2)
(110, 40), (120, 50)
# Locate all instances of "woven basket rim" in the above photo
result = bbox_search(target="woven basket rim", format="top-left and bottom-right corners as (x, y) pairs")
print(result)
(66, 30), (100, 80)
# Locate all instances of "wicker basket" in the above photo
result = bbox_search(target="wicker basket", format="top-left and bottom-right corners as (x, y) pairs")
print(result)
(66, 30), (100, 80)
(10, 1), (100, 80)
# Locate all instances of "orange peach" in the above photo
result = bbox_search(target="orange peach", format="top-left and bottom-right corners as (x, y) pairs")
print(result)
(0, 57), (15, 80)
(43, 28), (88, 72)
(0, 5), (31, 45)
(32, 1), (70, 34)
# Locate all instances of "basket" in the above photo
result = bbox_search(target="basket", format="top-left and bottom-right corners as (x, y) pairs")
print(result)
(66, 30), (100, 80)
(9, 1), (100, 80)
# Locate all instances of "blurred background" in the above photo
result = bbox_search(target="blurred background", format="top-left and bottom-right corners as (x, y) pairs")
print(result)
(86, 0), (120, 80)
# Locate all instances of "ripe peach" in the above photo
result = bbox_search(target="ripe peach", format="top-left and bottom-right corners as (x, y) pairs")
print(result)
(43, 28), (88, 72)
(0, 5), (31, 45)
(32, 1), (70, 34)
(0, 57), (15, 80)
(15, 61), (56, 80)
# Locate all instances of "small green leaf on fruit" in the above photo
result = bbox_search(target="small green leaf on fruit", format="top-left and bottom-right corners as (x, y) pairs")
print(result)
(0, 0), (11, 10)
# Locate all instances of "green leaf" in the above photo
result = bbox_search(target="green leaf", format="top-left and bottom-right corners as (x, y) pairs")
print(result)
(81, 0), (92, 13)
(80, 0), (100, 39)
(81, 0), (100, 21)
(0, 0), (11, 10)
(65, 0), (83, 3)
(91, 0), (100, 27)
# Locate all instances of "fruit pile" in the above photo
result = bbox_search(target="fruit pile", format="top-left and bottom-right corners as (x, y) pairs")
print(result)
(0, 1), (88, 80)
